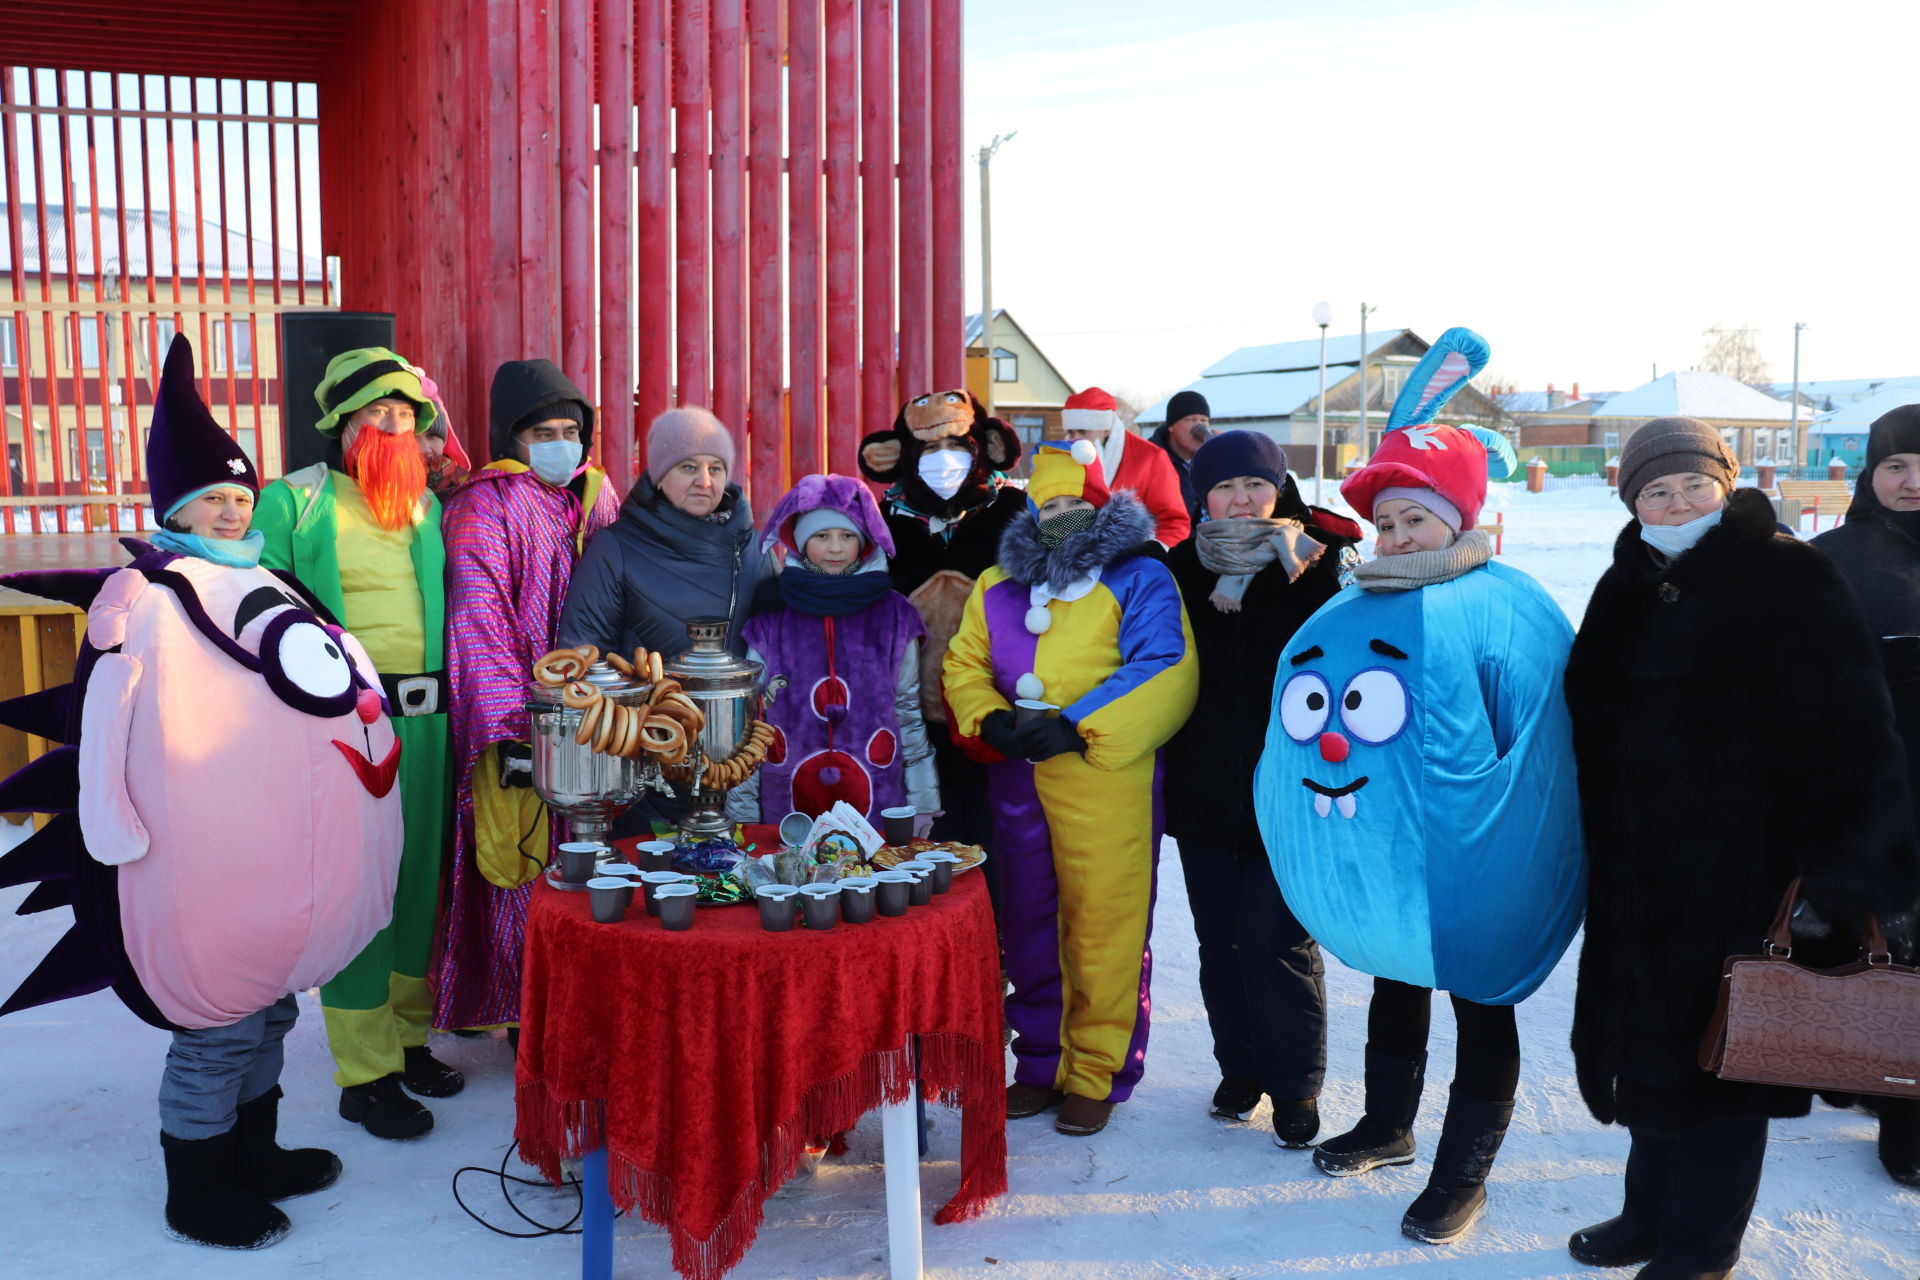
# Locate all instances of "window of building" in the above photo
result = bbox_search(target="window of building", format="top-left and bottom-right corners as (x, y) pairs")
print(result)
(1774, 430), (1792, 459)
(70, 317), (103, 370)
(141, 316), (179, 362)
(212, 319), (254, 373)
(1602, 431), (1620, 450)
(0, 321), (16, 368)
(992, 347), (1016, 383)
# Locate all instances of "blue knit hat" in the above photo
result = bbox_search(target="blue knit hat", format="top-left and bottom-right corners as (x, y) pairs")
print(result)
(1191, 430), (1287, 503)
(146, 335), (258, 522)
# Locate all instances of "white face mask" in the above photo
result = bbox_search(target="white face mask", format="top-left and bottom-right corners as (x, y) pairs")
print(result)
(918, 448), (972, 500)
(527, 438), (584, 486)
(1638, 506), (1723, 557)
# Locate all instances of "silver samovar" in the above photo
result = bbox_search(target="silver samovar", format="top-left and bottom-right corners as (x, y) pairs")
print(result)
(528, 661), (668, 855)
(667, 617), (764, 842)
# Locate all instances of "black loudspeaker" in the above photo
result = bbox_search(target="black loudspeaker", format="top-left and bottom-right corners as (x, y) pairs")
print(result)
(278, 311), (396, 474)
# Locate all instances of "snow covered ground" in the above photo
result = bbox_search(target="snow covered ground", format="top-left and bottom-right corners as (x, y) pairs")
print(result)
(3, 486), (1915, 1279)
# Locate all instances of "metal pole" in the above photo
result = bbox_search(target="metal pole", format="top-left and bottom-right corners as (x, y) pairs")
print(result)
(979, 145), (993, 418)
(1790, 321), (1806, 480)
(1315, 324), (1328, 504)
(1358, 302), (1376, 454)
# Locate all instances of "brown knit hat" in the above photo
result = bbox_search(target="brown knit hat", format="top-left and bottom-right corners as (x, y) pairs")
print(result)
(1617, 416), (1739, 510)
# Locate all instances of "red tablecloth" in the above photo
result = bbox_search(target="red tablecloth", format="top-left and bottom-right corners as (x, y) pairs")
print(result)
(514, 860), (1007, 1280)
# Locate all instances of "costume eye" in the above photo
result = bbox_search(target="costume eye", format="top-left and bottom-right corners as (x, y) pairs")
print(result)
(278, 622), (353, 699)
(1278, 672), (1332, 742)
(1340, 669), (1409, 745)
(913, 394), (930, 406)
(944, 392), (963, 404)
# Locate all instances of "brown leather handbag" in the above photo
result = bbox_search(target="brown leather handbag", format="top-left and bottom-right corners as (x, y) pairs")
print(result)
(1699, 877), (1920, 1100)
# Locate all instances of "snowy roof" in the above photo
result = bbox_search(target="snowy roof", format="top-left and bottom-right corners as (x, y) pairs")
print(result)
(1496, 391), (1559, 413)
(1764, 376), (1920, 406)
(1202, 330), (1406, 378)
(1810, 382), (1920, 433)
(0, 203), (326, 282)
(1139, 367), (1355, 425)
(1594, 371), (1798, 423)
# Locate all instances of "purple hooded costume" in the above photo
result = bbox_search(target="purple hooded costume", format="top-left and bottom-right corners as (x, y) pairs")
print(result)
(729, 475), (938, 826)
(433, 461), (619, 1029)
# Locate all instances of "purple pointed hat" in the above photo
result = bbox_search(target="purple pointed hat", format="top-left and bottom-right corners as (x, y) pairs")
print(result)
(146, 334), (258, 521)
(760, 473), (895, 558)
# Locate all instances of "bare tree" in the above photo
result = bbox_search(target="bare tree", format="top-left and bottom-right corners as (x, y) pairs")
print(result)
(1699, 326), (1772, 389)
(1109, 388), (1152, 431)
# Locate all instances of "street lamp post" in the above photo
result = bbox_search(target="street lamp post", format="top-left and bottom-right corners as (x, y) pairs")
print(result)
(977, 132), (1016, 419)
(1790, 321), (1807, 480)
(1312, 300), (1333, 503)
(1357, 301), (1377, 454)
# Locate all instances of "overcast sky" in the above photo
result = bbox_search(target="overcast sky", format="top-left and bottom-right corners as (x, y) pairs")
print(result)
(961, 0), (1920, 408)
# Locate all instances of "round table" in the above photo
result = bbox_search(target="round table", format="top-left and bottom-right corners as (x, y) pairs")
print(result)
(514, 857), (1006, 1280)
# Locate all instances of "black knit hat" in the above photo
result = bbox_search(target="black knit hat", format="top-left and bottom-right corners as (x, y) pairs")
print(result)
(1867, 404), (1920, 471)
(146, 335), (258, 521)
(1166, 389), (1211, 423)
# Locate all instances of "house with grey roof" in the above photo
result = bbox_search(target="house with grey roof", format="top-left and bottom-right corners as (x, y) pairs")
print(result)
(1138, 328), (1506, 478)
(963, 309), (1073, 454)
(1591, 371), (1803, 467)
(1808, 383), (1920, 470)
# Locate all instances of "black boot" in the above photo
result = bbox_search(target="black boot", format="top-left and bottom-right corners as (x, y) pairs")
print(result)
(234, 1086), (342, 1200)
(1642, 1116), (1766, 1278)
(1210, 1076), (1262, 1121)
(1633, 1263), (1731, 1280)
(1876, 1097), (1920, 1187)
(340, 1073), (434, 1140)
(1570, 1128), (1669, 1266)
(1401, 1088), (1513, 1244)
(1313, 1048), (1426, 1176)
(401, 1044), (466, 1098)
(161, 1130), (290, 1250)
(1269, 1096), (1320, 1149)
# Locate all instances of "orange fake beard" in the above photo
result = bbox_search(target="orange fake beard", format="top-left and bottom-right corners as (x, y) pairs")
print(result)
(345, 426), (428, 531)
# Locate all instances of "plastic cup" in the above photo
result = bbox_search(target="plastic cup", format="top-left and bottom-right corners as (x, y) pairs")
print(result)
(641, 870), (693, 916)
(778, 812), (815, 848)
(873, 870), (914, 916)
(633, 840), (677, 873)
(894, 860), (935, 906)
(558, 842), (604, 885)
(880, 806), (917, 847)
(1013, 698), (1058, 729)
(655, 882), (698, 932)
(838, 876), (877, 924)
(756, 884), (800, 932)
(919, 850), (959, 894)
(599, 862), (641, 880)
(587, 876), (634, 924)
(799, 882), (843, 931)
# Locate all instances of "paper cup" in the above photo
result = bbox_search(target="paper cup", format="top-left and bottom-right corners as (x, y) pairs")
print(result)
(599, 862), (641, 880)
(587, 876), (634, 923)
(873, 870), (914, 916)
(756, 883), (800, 932)
(641, 870), (693, 917)
(880, 806), (917, 847)
(799, 882), (843, 931)
(838, 877), (877, 924)
(778, 811), (815, 848)
(654, 882), (698, 931)
(1013, 698), (1058, 728)
(919, 850), (959, 894)
(633, 840), (677, 873)
(558, 842), (604, 885)
(893, 859), (934, 905)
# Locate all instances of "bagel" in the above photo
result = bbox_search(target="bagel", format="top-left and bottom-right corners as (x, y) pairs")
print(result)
(560, 681), (599, 710)
(574, 695), (605, 747)
(640, 715), (686, 757)
(632, 646), (650, 676)
(594, 697), (621, 753)
(649, 651), (664, 685)
(572, 643), (600, 667)
(611, 704), (637, 758)
(605, 652), (635, 678)
(535, 650), (588, 685)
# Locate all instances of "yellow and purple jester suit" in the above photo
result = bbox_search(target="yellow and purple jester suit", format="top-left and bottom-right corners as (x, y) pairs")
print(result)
(944, 441), (1197, 1104)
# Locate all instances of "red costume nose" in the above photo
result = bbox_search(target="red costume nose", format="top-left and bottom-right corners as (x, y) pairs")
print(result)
(1319, 732), (1350, 763)
(356, 687), (383, 725)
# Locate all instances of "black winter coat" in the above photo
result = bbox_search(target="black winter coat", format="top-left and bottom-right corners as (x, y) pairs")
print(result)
(882, 484), (1028, 596)
(1565, 488), (1920, 1130)
(1812, 475), (1920, 636)
(1163, 498), (1362, 850)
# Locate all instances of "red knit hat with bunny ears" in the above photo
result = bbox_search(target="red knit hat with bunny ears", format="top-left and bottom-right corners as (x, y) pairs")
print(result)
(1342, 425), (1504, 533)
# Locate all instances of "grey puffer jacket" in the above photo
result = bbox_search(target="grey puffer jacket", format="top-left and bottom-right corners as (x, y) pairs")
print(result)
(557, 475), (769, 659)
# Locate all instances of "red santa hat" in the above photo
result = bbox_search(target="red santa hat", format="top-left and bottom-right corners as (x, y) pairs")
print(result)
(1060, 387), (1121, 437)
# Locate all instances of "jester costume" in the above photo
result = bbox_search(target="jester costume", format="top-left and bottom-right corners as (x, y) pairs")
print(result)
(433, 360), (618, 1030)
(0, 335), (403, 1249)
(944, 441), (1197, 1115)
(251, 348), (453, 1097)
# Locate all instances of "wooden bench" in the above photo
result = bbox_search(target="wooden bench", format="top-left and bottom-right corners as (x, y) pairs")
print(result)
(1475, 511), (1504, 555)
(1776, 480), (1853, 532)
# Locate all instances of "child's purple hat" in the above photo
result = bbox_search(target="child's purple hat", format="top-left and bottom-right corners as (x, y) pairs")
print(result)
(760, 473), (895, 558)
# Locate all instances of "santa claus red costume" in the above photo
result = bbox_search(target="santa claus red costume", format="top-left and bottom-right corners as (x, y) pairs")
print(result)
(1060, 387), (1192, 548)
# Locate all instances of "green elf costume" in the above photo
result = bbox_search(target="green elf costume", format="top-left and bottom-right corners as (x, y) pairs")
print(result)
(252, 347), (462, 1140)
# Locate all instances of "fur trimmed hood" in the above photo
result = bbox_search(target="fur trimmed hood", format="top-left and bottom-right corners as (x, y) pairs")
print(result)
(997, 491), (1155, 587)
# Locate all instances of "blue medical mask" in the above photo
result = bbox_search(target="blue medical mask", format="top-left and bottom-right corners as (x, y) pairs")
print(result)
(527, 439), (584, 486)
(1638, 507), (1723, 558)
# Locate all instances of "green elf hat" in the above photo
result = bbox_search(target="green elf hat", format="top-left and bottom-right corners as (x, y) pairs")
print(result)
(313, 346), (438, 437)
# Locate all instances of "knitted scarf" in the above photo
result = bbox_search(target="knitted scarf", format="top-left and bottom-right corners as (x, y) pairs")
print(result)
(1194, 517), (1325, 612)
(777, 557), (894, 617)
(1353, 530), (1493, 593)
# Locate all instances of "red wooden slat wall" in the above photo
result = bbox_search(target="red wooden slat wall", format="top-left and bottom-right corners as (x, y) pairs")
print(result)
(319, 0), (962, 505)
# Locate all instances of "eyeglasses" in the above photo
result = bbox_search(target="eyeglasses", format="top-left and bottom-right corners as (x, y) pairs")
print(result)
(1635, 479), (1720, 510)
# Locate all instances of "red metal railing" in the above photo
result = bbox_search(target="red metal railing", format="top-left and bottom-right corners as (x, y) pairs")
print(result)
(0, 66), (328, 532)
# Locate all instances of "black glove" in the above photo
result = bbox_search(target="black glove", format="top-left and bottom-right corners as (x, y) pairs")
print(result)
(979, 710), (1023, 759)
(1011, 715), (1087, 762)
(499, 741), (534, 789)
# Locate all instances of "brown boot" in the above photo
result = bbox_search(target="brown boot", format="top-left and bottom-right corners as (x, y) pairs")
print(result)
(1006, 1083), (1066, 1119)
(1055, 1094), (1115, 1136)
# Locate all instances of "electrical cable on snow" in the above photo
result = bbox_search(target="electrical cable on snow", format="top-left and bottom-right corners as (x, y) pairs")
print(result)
(451, 1139), (622, 1238)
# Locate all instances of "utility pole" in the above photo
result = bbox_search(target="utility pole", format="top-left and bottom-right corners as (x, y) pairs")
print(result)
(1311, 300), (1332, 503)
(1790, 321), (1807, 479)
(977, 132), (1016, 418)
(1357, 302), (1377, 453)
